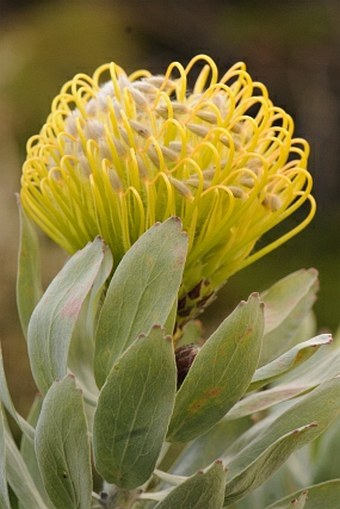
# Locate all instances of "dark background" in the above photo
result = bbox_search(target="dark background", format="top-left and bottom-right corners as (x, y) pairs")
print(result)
(1, 0), (340, 415)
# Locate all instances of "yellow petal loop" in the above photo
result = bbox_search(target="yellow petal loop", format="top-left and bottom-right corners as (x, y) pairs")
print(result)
(21, 55), (315, 310)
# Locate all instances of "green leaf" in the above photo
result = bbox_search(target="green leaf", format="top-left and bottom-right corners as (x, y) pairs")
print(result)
(224, 423), (317, 505)
(16, 199), (43, 338)
(93, 326), (177, 489)
(154, 461), (227, 509)
(223, 377), (340, 491)
(0, 405), (11, 509)
(5, 424), (48, 509)
(19, 396), (53, 509)
(94, 218), (188, 387)
(35, 375), (92, 509)
(250, 334), (332, 391)
(265, 481), (340, 509)
(167, 294), (264, 442)
(260, 269), (318, 365)
(28, 237), (106, 394)
(0, 345), (34, 440)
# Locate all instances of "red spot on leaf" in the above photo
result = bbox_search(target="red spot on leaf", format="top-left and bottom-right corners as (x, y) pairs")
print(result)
(188, 387), (222, 413)
(60, 296), (82, 318)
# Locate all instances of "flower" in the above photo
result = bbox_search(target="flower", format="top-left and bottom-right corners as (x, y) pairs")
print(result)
(21, 55), (315, 317)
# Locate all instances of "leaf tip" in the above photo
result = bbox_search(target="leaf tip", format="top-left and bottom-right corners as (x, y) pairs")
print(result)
(152, 324), (162, 330)
(164, 334), (173, 344)
(214, 459), (227, 471)
(307, 421), (318, 429)
(168, 216), (183, 228)
(325, 333), (333, 344)
(294, 421), (318, 435)
(307, 267), (319, 278)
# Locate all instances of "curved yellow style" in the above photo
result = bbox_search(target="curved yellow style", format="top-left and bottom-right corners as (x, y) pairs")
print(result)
(21, 55), (315, 317)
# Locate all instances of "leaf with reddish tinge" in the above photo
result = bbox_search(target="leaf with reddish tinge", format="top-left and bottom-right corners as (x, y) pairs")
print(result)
(167, 294), (264, 443)
(28, 238), (107, 394)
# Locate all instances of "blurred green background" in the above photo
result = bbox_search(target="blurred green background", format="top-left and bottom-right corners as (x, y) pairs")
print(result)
(1, 0), (340, 416)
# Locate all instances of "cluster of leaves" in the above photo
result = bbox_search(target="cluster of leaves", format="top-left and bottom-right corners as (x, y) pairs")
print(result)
(1, 212), (340, 508)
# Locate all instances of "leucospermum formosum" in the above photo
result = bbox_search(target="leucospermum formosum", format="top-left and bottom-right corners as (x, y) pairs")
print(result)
(21, 55), (315, 318)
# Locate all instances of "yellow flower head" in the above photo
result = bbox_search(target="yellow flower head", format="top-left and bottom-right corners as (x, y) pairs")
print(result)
(21, 55), (315, 317)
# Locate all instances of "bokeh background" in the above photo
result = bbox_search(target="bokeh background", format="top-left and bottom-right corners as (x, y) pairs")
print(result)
(1, 0), (340, 416)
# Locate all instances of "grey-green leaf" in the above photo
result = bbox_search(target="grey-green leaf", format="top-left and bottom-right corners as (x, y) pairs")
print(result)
(312, 416), (340, 483)
(171, 417), (251, 476)
(28, 237), (106, 394)
(155, 461), (227, 509)
(266, 491), (308, 509)
(94, 218), (188, 387)
(260, 269), (318, 365)
(225, 385), (307, 421)
(0, 345), (34, 440)
(167, 294), (264, 442)
(225, 335), (334, 421)
(0, 405), (11, 509)
(224, 423), (317, 506)
(20, 396), (54, 509)
(68, 246), (113, 396)
(224, 377), (340, 487)
(278, 342), (340, 388)
(5, 425), (48, 509)
(250, 334), (332, 391)
(265, 480), (340, 509)
(290, 492), (309, 509)
(16, 199), (43, 338)
(35, 375), (92, 509)
(227, 343), (340, 421)
(93, 326), (177, 489)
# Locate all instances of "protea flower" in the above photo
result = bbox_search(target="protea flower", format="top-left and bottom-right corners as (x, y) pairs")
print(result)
(12, 56), (340, 509)
(20, 54), (315, 318)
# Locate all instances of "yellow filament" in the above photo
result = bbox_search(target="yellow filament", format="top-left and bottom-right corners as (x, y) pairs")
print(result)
(21, 55), (316, 301)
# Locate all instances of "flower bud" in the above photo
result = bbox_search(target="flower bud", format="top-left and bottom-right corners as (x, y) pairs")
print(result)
(175, 343), (201, 388)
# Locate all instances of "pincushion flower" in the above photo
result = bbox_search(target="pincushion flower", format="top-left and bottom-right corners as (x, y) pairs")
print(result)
(21, 55), (315, 318)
